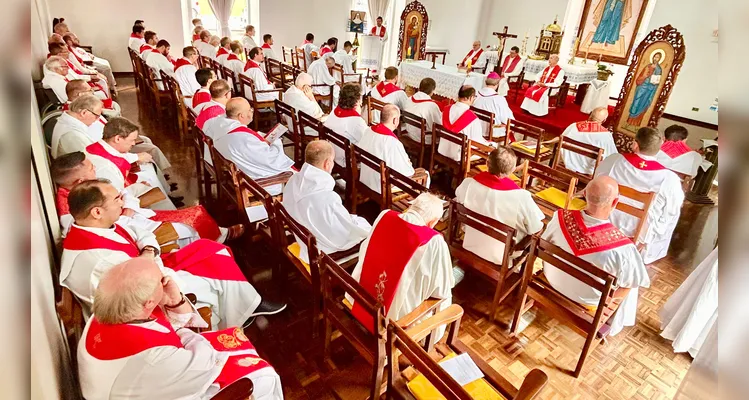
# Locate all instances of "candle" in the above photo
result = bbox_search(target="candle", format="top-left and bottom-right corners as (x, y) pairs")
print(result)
(407, 47), (412, 57)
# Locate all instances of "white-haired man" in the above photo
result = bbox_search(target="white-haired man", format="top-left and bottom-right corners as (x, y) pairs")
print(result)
(521, 54), (565, 117)
(542, 175), (650, 336)
(283, 73), (325, 136)
(458, 40), (487, 70)
(283, 141), (371, 262)
(241, 47), (279, 102)
(348, 193), (454, 336)
(77, 257), (283, 400)
(42, 56), (104, 103)
(307, 54), (340, 108)
(561, 107), (618, 175)
(51, 94), (104, 159)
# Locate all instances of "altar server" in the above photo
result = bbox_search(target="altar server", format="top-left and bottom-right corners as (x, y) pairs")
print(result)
(64, 32), (116, 91)
(139, 31), (158, 61)
(473, 72), (514, 138)
(242, 25), (258, 52)
(241, 47), (279, 102)
(498, 46), (524, 96)
(300, 33), (319, 68)
(595, 127), (684, 264)
(261, 34), (279, 61)
(520, 54), (565, 117)
(51, 94), (104, 159)
(561, 107), (618, 175)
(192, 68), (217, 110)
(656, 125), (703, 178)
(319, 37), (337, 57)
(458, 40), (487, 70)
(194, 30), (217, 60)
(542, 176), (650, 336)
(404, 78), (442, 145)
(283, 141), (371, 262)
(370, 66), (408, 113)
(455, 146), (544, 263)
(173, 46), (201, 100)
(42, 55), (108, 102)
(438, 85), (492, 161)
(145, 40), (176, 90)
(323, 83), (368, 166)
(195, 79), (231, 131)
(333, 41), (356, 75)
(308, 53), (339, 107)
(225, 42), (247, 79)
(128, 25), (145, 52)
(215, 37), (232, 66)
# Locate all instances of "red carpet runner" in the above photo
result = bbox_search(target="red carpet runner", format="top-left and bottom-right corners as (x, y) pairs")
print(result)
(506, 91), (616, 136)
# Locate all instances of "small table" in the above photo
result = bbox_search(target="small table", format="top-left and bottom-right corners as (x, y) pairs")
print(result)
(399, 60), (486, 99)
(424, 46), (450, 65)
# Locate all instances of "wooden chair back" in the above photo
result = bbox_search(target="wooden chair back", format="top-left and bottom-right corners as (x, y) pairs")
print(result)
(194, 124), (217, 204)
(236, 170), (293, 245)
(238, 74), (283, 130)
(429, 123), (469, 188)
(506, 119), (554, 163)
(274, 99), (301, 163)
(297, 110), (321, 150)
(280, 62), (298, 90)
(208, 139), (241, 208)
(281, 46), (292, 63)
(385, 167), (429, 212)
(220, 65), (239, 94)
(397, 110), (429, 168)
(266, 58), (283, 87)
(509, 67), (526, 104)
(615, 185), (657, 244)
(548, 76), (570, 112)
(187, 108), (209, 204)
(294, 47), (308, 71)
(352, 145), (388, 212)
(470, 106), (498, 142)
(319, 126), (355, 210)
(210, 378), (254, 400)
(199, 55), (212, 69)
(330, 63), (363, 86)
(520, 160), (579, 217)
(552, 135), (605, 187)
(366, 96), (388, 125)
(464, 139), (494, 179)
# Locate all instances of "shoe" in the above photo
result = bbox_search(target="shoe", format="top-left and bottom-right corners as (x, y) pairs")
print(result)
(248, 300), (287, 317)
(170, 182), (179, 191)
(164, 173), (171, 181)
(242, 316), (256, 329)
(169, 195), (185, 207)
(225, 224), (246, 241)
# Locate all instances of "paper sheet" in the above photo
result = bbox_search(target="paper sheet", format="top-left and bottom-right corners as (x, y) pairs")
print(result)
(439, 353), (484, 386)
(264, 123), (288, 144)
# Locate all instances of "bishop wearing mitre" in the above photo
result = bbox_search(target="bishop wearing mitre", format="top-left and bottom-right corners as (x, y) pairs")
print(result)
(520, 54), (565, 116)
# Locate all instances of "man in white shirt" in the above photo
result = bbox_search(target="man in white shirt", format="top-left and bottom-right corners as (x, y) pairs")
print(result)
(215, 37), (232, 66)
(283, 141), (371, 262)
(128, 25), (145, 52)
(323, 83), (368, 166)
(51, 94), (104, 159)
(194, 30), (217, 59)
(595, 127), (684, 264)
(225, 42), (247, 81)
(261, 34), (279, 61)
(173, 46), (201, 100)
(498, 46), (524, 96)
(196, 80), (231, 132)
(283, 73), (325, 137)
(455, 146), (544, 263)
(404, 77), (442, 145)
(63, 79), (120, 120)
(139, 31), (158, 61)
(349, 193), (454, 337)
(241, 47), (279, 102)
(242, 25), (258, 53)
(560, 107), (618, 176)
(473, 72), (514, 139)
(145, 40), (176, 90)
(333, 41), (356, 75)
(370, 66), (409, 112)
(438, 85), (493, 161)
(300, 33), (319, 69)
(42, 56), (85, 104)
(307, 54), (339, 108)
(458, 40), (487, 71)
(63, 32), (116, 92)
(521, 54), (565, 117)
(358, 104), (426, 194)
(656, 125), (703, 178)
(76, 257), (284, 400)
(542, 175), (651, 336)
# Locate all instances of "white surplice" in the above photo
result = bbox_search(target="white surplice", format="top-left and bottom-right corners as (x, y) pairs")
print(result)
(520, 67), (565, 117)
(333, 50), (355, 74)
(51, 112), (94, 158)
(282, 163), (371, 262)
(454, 177), (544, 263)
(369, 82), (409, 111)
(241, 64), (279, 102)
(301, 42), (319, 68)
(595, 153), (684, 264)
(560, 122), (618, 176)
(656, 147), (703, 178)
(357, 126), (416, 194)
(437, 102), (492, 161)
(498, 55), (524, 96)
(307, 58), (339, 103)
(660, 247), (717, 356)
(225, 55), (246, 82)
(403, 92), (442, 145)
(283, 87), (324, 137)
(323, 111), (368, 166)
(128, 35), (145, 52)
(41, 70), (72, 103)
(541, 211), (651, 336)
(174, 59), (201, 98)
(60, 223), (261, 328)
(139, 44), (155, 61)
(473, 87), (514, 139)
(146, 51), (175, 90)
(194, 41), (217, 59)
(216, 48), (231, 66)
(242, 35), (257, 52)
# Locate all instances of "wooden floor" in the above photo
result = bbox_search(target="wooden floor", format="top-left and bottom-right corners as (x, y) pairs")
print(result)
(118, 77), (716, 400)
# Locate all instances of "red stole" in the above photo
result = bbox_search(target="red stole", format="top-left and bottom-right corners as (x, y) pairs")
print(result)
(575, 121), (608, 133)
(139, 44), (154, 55)
(525, 65), (562, 102)
(192, 89), (211, 109)
(244, 60), (271, 83)
(375, 81), (402, 98)
(86, 142), (138, 186)
(195, 104), (225, 130)
(320, 46), (332, 56)
(261, 43), (271, 49)
(130, 33), (141, 39)
(173, 58), (192, 72)
(333, 106), (361, 118)
(371, 26), (386, 37)
(442, 104), (477, 133)
(472, 172), (521, 191)
(229, 125), (267, 143)
(199, 329), (271, 388)
(63, 224), (140, 257)
(66, 59), (85, 75)
(150, 205), (220, 240)
(227, 54), (240, 62)
(352, 211), (439, 332)
(371, 124), (397, 139)
(622, 153), (666, 171)
(557, 210), (632, 256)
(461, 49), (484, 66)
(68, 45), (85, 64)
(501, 55), (521, 76)
(192, 34), (200, 42)
(56, 187), (71, 216)
(216, 47), (230, 57)
(661, 141), (692, 158)
(161, 239), (247, 281)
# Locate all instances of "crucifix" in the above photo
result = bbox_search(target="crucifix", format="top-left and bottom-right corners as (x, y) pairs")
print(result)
(493, 26), (518, 73)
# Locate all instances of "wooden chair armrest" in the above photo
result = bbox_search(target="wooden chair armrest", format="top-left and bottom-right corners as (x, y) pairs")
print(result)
(256, 88), (284, 94)
(327, 241), (362, 262)
(184, 94), (193, 98)
(396, 297), (446, 330)
(540, 137), (560, 146)
(411, 168), (429, 185)
(515, 369), (549, 400)
(255, 171), (294, 187)
(210, 377), (254, 400)
(138, 187), (167, 208)
(403, 304), (464, 342)
(515, 234), (534, 252)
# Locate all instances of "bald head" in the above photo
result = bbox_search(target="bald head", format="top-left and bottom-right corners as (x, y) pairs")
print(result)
(586, 176), (618, 206)
(380, 104), (401, 129)
(226, 98), (251, 118)
(589, 107), (608, 123)
(295, 72), (313, 88)
(94, 257), (162, 324)
(48, 33), (64, 45)
(305, 140), (335, 171)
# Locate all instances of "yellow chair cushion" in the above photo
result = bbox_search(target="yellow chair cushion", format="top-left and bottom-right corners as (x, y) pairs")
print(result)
(474, 165), (521, 183)
(342, 297), (353, 310)
(511, 141), (550, 155)
(535, 187), (586, 210)
(406, 352), (506, 400)
(287, 242), (311, 274)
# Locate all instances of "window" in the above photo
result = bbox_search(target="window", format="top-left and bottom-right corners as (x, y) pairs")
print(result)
(352, 0), (368, 13)
(192, 0), (250, 41)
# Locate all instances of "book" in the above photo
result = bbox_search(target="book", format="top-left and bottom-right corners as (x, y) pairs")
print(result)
(264, 123), (289, 143)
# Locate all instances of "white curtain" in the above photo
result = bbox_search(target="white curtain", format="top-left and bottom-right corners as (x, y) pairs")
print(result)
(207, 0), (236, 37)
(368, 0), (391, 26)
(380, 0), (403, 70)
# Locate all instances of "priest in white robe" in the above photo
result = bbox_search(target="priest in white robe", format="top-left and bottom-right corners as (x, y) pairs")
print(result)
(283, 73), (326, 137)
(656, 125), (703, 178)
(194, 30), (217, 59)
(42, 56), (107, 103)
(455, 146), (544, 264)
(458, 41), (487, 71)
(438, 85), (493, 161)
(497, 46), (524, 96)
(308, 54), (340, 107)
(560, 107), (618, 176)
(261, 34), (279, 62)
(128, 25), (145, 52)
(77, 257), (284, 400)
(323, 83), (368, 166)
(241, 47), (279, 102)
(300, 33), (319, 69)
(196, 79), (231, 131)
(473, 72), (514, 139)
(283, 141), (371, 262)
(225, 42), (247, 81)
(173, 46), (201, 101)
(60, 180), (286, 328)
(146, 40), (176, 90)
(51, 94), (104, 159)
(333, 41), (356, 75)
(215, 37), (232, 66)
(139, 31), (158, 61)
(542, 176), (651, 336)
(520, 54), (565, 117)
(242, 25), (258, 52)
(404, 78), (442, 145)
(595, 127), (684, 264)
(64, 32), (116, 91)
(192, 69), (216, 110)
(370, 66), (409, 118)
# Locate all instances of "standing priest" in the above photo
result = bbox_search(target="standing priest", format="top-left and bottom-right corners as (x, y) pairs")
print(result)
(520, 54), (565, 117)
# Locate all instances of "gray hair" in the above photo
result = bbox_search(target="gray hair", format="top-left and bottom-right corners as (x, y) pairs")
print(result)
(69, 94), (103, 114)
(45, 55), (67, 72)
(295, 72), (313, 88)
(93, 261), (160, 324)
(408, 193), (444, 223)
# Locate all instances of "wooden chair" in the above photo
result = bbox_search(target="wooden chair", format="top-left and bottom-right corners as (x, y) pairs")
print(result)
(209, 143), (241, 210)
(464, 139), (495, 179)
(351, 145), (388, 213)
(266, 58), (284, 87)
(509, 68), (526, 104)
(319, 126), (355, 211)
(429, 123), (470, 190)
(127, 48), (141, 95)
(615, 185), (657, 245)
(520, 160), (581, 219)
(196, 127), (218, 206)
(297, 110), (322, 159)
(551, 135), (605, 189)
(319, 254), (446, 400)
(330, 63), (363, 86)
(446, 200), (532, 321)
(294, 47), (308, 71)
(385, 167), (430, 213)
(235, 170), (292, 246)
(162, 73), (190, 136)
(505, 119), (557, 164)
(281, 46), (293, 63)
(471, 106), (507, 143)
(274, 100), (302, 164)
(396, 110), (430, 169)
(311, 83), (335, 113)
(221, 65), (240, 95)
(188, 109), (210, 205)
(145, 67), (173, 124)
(511, 237), (631, 377)
(386, 308), (548, 400)
(547, 77), (570, 115)
(238, 74), (283, 130)
(211, 59), (224, 79)
(280, 62), (299, 90)
(367, 96), (388, 125)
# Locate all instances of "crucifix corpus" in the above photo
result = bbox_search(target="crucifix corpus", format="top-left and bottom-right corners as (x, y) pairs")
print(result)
(493, 26), (518, 73)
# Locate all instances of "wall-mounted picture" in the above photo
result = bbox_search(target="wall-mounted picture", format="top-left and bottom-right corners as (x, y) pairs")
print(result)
(575, 0), (651, 64)
(349, 11), (366, 33)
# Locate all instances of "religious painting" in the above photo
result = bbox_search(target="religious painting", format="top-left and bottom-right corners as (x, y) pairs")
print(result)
(575, 0), (650, 64)
(397, 0), (429, 61)
(611, 25), (686, 152)
(349, 11), (366, 33)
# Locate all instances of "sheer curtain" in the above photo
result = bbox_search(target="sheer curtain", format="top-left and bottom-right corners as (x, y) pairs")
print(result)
(367, 0), (391, 24)
(381, 0), (404, 69)
(207, 0), (236, 37)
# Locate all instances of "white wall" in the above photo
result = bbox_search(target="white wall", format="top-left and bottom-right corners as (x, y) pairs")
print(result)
(259, 0), (351, 56)
(415, 0), (486, 66)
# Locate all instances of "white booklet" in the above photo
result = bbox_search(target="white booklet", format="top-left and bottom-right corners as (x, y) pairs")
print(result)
(439, 353), (484, 386)
(264, 123), (289, 143)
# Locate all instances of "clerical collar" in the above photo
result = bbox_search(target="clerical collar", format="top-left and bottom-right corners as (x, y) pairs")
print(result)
(579, 210), (610, 226)
(636, 152), (658, 161)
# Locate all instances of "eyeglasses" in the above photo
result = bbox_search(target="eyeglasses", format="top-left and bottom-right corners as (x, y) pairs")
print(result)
(85, 109), (101, 118)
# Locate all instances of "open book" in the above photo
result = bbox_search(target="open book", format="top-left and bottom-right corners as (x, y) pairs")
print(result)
(264, 123), (289, 144)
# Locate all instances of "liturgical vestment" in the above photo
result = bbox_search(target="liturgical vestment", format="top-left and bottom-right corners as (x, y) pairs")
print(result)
(561, 121), (618, 176)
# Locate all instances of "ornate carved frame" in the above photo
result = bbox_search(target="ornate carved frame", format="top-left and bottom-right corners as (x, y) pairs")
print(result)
(575, 0), (651, 65)
(397, 0), (429, 61)
(611, 24), (686, 152)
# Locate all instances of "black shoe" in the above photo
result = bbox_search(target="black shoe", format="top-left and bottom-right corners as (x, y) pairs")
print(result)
(164, 173), (171, 181)
(170, 182), (179, 191)
(248, 300), (287, 317)
(169, 195), (185, 207)
(242, 316), (256, 329)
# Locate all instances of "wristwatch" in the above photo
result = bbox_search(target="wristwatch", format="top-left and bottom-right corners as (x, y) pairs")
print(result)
(141, 245), (160, 257)
(164, 293), (187, 309)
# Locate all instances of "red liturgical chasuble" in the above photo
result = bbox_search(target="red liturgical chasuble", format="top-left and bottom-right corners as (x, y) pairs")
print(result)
(461, 49), (483, 66)
(524, 65), (562, 102)
(501, 55), (521, 76)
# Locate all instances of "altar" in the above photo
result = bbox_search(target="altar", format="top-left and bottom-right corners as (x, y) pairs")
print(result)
(399, 60), (485, 99)
(522, 59), (598, 85)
